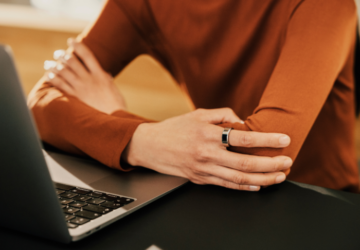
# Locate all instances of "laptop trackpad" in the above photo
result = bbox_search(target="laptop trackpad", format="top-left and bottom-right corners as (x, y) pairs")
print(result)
(44, 150), (114, 189)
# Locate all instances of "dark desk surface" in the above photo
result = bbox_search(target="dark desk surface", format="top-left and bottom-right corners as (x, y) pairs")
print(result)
(2, 181), (360, 250)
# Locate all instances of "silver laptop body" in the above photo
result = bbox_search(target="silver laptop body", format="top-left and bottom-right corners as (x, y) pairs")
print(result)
(0, 45), (188, 243)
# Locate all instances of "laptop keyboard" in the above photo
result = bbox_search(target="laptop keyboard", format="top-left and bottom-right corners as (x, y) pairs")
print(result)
(55, 183), (135, 229)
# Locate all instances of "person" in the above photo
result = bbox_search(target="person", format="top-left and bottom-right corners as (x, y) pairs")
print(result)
(28, 0), (359, 192)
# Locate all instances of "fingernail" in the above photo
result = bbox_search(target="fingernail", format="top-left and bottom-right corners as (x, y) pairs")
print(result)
(47, 72), (55, 80)
(64, 54), (71, 61)
(44, 60), (57, 70)
(249, 185), (260, 191)
(56, 63), (64, 71)
(279, 136), (290, 146)
(67, 37), (75, 46)
(283, 158), (292, 168)
(53, 49), (65, 60)
(275, 174), (286, 184)
(240, 120), (245, 124)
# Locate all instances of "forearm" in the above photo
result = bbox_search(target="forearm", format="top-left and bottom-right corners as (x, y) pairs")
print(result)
(28, 77), (150, 170)
(220, 0), (357, 161)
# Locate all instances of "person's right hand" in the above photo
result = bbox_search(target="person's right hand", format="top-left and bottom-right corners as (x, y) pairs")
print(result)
(122, 108), (292, 191)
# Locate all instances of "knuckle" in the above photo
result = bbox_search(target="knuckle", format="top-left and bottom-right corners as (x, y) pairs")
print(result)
(188, 175), (204, 185)
(233, 174), (247, 185)
(239, 157), (252, 172)
(239, 133), (253, 147)
(272, 160), (281, 172)
(220, 179), (232, 189)
(193, 146), (211, 162)
(196, 126), (207, 138)
(225, 107), (234, 115)
(191, 164), (205, 175)
(267, 159), (278, 172)
(195, 108), (205, 116)
(198, 127), (213, 142)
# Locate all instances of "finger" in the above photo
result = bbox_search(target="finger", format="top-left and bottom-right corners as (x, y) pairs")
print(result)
(61, 53), (89, 80)
(213, 151), (292, 172)
(198, 175), (261, 191)
(195, 108), (243, 124)
(44, 60), (57, 70)
(46, 72), (75, 95)
(53, 49), (66, 60)
(208, 126), (291, 148)
(283, 168), (291, 176)
(51, 66), (79, 88)
(68, 38), (103, 74)
(205, 165), (286, 186)
(229, 130), (291, 148)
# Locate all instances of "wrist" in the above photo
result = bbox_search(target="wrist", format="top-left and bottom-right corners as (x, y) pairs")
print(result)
(121, 123), (149, 167)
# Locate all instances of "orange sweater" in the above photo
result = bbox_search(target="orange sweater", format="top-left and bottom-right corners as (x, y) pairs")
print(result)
(28, 0), (359, 192)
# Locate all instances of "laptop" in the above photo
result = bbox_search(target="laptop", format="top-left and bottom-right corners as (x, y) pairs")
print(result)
(0, 44), (188, 243)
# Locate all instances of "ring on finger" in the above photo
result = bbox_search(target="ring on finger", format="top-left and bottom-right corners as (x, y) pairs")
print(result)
(222, 127), (233, 147)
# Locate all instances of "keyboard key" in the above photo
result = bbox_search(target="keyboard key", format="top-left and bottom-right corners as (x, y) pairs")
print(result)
(60, 192), (78, 199)
(88, 198), (105, 205)
(55, 183), (75, 191)
(60, 199), (74, 205)
(67, 222), (78, 228)
(101, 194), (118, 201)
(63, 207), (80, 214)
(75, 210), (101, 220)
(72, 187), (91, 195)
(56, 189), (65, 195)
(70, 217), (89, 225)
(65, 215), (75, 221)
(115, 197), (135, 205)
(83, 204), (111, 214)
(73, 195), (92, 202)
(87, 191), (103, 198)
(101, 201), (122, 209)
(70, 201), (87, 208)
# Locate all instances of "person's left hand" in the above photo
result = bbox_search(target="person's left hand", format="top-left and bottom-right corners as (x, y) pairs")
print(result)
(45, 38), (127, 114)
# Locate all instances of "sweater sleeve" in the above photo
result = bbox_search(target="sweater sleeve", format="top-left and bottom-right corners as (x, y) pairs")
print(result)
(28, 0), (151, 171)
(219, 0), (357, 160)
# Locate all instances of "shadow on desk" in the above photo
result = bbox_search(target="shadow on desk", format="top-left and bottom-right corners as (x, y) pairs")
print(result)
(1, 181), (360, 250)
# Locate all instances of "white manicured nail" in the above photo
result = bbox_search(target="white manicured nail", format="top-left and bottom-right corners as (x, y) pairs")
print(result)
(249, 185), (259, 191)
(47, 72), (55, 80)
(44, 60), (57, 70)
(64, 54), (71, 61)
(56, 63), (64, 71)
(53, 50), (65, 60)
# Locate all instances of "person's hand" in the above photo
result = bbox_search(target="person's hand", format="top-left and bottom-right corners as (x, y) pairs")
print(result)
(123, 108), (293, 191)
(44, 38), (127, 114)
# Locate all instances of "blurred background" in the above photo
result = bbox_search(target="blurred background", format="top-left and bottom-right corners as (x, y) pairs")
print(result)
(1, 0), (360, 165)
(0, 0), (193, 121)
